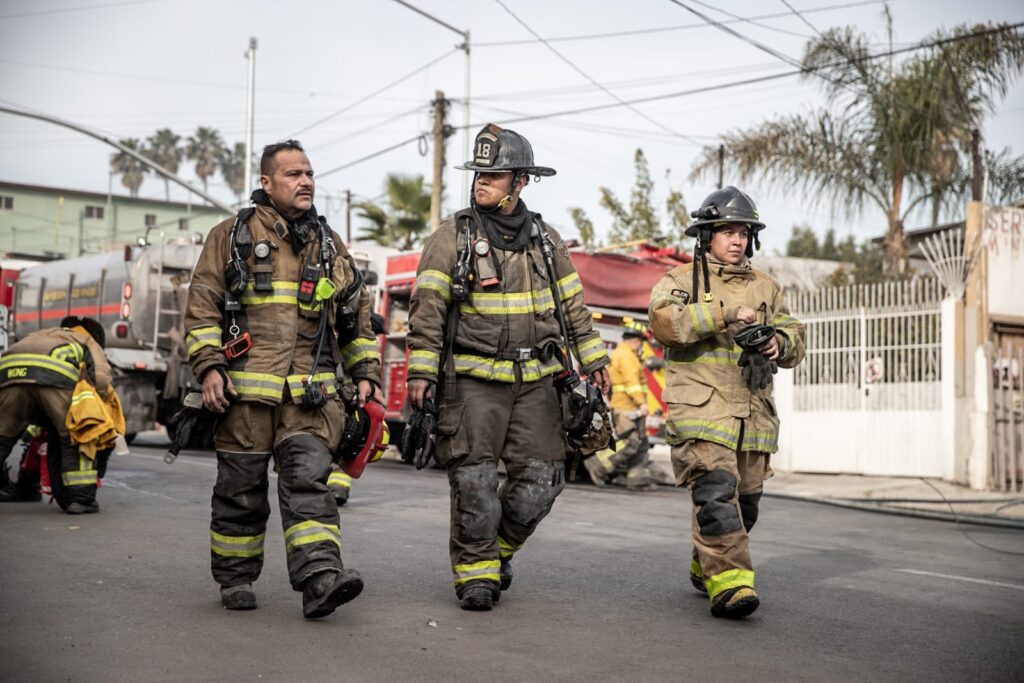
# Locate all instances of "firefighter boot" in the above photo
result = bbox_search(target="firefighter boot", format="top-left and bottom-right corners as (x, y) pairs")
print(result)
(220, 583), (257, 611)
(689, 556), (707, 595)
(499, 557), (513, 591)
(710, 586), (759, 619)
(302, 568), (364, 619)
(66, 500), (100, 514)
(459, 581), (495, 611)
(0, 436), (17, 502)
(584, 456), (608, 488)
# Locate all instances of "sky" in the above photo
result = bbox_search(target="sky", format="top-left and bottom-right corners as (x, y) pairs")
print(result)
(1, 0), (1022, 255)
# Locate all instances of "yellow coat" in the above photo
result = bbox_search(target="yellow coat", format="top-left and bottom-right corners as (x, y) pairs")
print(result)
(609, 342), (646, 414)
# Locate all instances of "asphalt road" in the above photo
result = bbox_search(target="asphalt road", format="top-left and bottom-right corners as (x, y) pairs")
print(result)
(2, 444), (1023, 683)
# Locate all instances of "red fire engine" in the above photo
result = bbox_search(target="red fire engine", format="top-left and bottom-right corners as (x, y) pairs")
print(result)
(376, 241), (691, 442)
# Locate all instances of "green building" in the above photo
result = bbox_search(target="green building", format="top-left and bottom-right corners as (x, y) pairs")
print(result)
(0, 181), (230, 258)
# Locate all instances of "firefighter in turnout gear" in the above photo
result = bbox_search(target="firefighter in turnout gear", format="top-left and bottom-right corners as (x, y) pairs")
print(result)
(406, 124), (611, 611)
(185, 140), (381, 619)
(0, 316), (120, 513)
(649, 186), (805, 619)
(584, 322), (655, 490)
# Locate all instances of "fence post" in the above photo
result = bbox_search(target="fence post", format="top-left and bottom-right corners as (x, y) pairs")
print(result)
(940, 298), (958, 482)
(968, 345), (991, 490)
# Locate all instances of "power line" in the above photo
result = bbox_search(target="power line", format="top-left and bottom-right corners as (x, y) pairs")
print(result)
(492, 0), (701, 145)
(317, 104), (428, 153)
(316, 134), (427, 180)
(451, 22), (1024, 131)
(319, 23), (1024, 175)
(779, 0), (825, 37)
(474, 0), (892, 47)
(689, 0), (812, 39)
(666, 0), (805, 70)
(0, 0), (164, 19)
(290, 48), (459, 137)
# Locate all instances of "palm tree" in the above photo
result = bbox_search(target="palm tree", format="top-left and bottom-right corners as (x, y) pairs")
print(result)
(185, 127), (225, 193)
(690, 21), (1024, 274)
(219, 142), (251, 203)
(145, 128), (182, 200)
(355, 174), (432, 250)
(110, 138), (150, 198)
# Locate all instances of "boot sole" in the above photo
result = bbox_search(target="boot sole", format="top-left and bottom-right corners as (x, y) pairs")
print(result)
(712, 595), (760, 619)
(303, 573), (364, 619)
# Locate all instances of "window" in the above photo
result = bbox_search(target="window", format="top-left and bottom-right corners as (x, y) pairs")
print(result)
(178, 218), (190, 231)
(0, 195), (12, 210)
(145, 213), (157, 227)
(84, 205), (105, 220)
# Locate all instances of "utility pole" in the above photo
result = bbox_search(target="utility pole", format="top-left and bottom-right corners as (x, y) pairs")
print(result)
(971, 128), (982, 202)
(345, 189), (352, 244)
(243, 37), (258, 202)
(431, 90), (448, 233)
(717, 144), (724, 190)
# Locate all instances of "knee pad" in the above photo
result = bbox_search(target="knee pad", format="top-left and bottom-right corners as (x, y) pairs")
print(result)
(274, 433), (331, 482)
(739, 492), (762, 533)
(502, 459), (565, 528)
(451, 462), (501, 542)
(691, 469), (742, 536)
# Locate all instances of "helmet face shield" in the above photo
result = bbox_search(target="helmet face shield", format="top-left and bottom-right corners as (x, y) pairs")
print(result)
(455, 123), (556, 177)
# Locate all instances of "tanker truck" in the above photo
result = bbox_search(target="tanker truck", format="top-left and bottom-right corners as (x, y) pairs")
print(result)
(10, 232), (204, 440)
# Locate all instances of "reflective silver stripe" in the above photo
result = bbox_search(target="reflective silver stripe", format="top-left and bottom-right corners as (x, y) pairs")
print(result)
(226, 371), (285, 400)
(458, 290), (554, 315)
(557, 272), (583, 300)
(575, 336), (608, 366)
(62, 470), (98, 486)
(210, 530), (266, 558)
(284, 520), (341, 553)
(408, 349), (440, 375)
(286, 372), (338, 397)
(452, 353), (562, 383)
(186, 326), (223, 354)
(497, 536), (522, 559)
(328, 471), (352, 488)
(0, 353), (81, 383)
(415, 270), (452, 301)
(340, 337), (379, 369)
(452, 559), (501, 585)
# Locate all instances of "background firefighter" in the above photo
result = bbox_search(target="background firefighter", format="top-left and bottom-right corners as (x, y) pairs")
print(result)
(406, 124), (611, 611)
(184, 140), (381, 619)
(0, 315), (122, 514)
(649, 186), (805, 619)
(584, 321), (656, 490)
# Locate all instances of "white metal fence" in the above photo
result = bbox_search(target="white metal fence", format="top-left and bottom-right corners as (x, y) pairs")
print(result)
(782, 278), (946, 476)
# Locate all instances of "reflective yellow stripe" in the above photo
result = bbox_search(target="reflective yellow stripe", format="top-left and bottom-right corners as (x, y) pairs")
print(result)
(458, 289), (555, 316)
(416, 270), (452, 301)
(187, 326), (223, 355)
(497, 536), (522, 559)
(340, 337), (379, 370)
(740, 429), (778, 453)
(284, 520), (341, 553)
(69, 390), (98, 405)
(574, 336), (608, 366)
(408, 349), (440, 375)
(210, 530), (266, 558)
(688, 303), (717, 335)
(62, 470), (98, 486)
(286, 372), (338, 398)
(328, 471), (352, 489)
(666, 418), (741, 450)
(453, 559), (501, 585)
(612, 383), (644, 394)
(0, 353), (81, 383)
(226, 371), (285, 400)
(452, 353), (562, 383)
(52, 342), (84, 365)
(557, 272), (583, 300)
(689, 558), (703, 579)
(705, 568), (755, 599)
(651, 291), (689, 307)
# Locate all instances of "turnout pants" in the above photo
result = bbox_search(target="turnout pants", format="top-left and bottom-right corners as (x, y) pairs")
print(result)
(592, 410), (650, 485)
(210, 397), (346, 590)
(436, 375), (566, 595)
(0, 385), (97, 509)
(670, 436), (772, 601)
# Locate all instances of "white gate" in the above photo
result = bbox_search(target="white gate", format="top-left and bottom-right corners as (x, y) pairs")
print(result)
(785, 279), (945, 476)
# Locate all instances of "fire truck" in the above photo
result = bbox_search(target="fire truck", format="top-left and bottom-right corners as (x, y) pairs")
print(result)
(377, 242), (691, 446)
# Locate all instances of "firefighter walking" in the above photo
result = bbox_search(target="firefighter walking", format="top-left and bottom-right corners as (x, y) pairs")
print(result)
(649, 187), (805, 618)
(585, 322), (656, 490)
(0, 315), (123, 513)
(184, 140), (381, 619)
(406, 124), (610, 611)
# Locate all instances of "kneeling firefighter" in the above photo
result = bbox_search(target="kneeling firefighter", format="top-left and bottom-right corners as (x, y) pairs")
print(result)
(183, 140), (381, 619)
(405, 124), (611, 611)
(648, 187), (805, 619)
(0, 315), (123, 513)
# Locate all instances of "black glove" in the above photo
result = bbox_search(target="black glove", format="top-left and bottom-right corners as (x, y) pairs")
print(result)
(401, 397), (438, 470)
(166, 391), (230, 457)
(738, 351), (777, 390)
